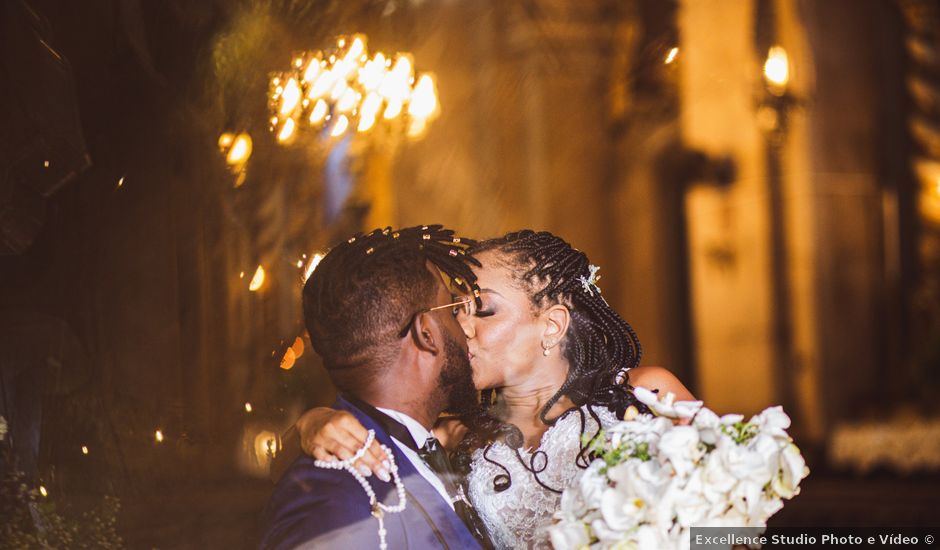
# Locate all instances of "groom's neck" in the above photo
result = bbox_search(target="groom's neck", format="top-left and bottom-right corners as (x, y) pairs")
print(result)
(363, 389), (440, 431)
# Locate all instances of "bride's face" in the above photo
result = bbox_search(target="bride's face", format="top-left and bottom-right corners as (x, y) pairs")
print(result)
(459, 250), (546, 390)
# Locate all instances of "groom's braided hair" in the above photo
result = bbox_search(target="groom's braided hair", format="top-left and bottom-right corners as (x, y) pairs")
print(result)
(303, 225), (480, 394)
(455, 230), (651, 492)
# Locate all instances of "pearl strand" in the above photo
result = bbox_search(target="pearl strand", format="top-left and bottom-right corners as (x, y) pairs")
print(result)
(313, 429), (407, 550)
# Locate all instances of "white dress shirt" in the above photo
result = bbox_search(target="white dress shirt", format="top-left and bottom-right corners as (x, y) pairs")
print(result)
(376, 407), (454, 510)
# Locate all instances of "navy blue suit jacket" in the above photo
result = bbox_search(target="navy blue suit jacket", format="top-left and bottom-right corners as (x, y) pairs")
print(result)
(259, 397), (482, 550)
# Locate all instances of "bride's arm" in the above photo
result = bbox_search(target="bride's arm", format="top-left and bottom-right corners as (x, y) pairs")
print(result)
(278, 407), (391, 480)
(627, 365), (696, 402)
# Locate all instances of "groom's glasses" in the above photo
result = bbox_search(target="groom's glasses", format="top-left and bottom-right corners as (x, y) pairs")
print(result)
(397, 296), (475, 338)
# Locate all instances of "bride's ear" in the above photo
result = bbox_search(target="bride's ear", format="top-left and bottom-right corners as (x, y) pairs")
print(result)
(541, 304), (570, 349)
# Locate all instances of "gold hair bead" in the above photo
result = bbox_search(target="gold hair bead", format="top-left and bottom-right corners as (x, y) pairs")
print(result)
(348, 237), (356, 243)
(449, 249), (458, 257)
(392, 232), (400, 238)
(452, 237), (461, 244)
(382, 228), (390, 235)
(454, 277), (463, 285)
(473, 289), (481, 297)
(366, 247), (374, 255)
(422, 234), (431, 240)
(421, 225), (429, 230)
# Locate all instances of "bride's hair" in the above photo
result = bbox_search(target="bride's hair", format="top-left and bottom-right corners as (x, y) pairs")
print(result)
(454, 229), (652, 493)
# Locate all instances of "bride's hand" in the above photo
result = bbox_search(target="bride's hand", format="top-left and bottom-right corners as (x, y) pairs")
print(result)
(297, 407), (391, 480)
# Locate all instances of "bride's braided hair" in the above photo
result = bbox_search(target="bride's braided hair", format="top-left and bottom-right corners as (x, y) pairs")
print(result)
(454, 230), (651, 492)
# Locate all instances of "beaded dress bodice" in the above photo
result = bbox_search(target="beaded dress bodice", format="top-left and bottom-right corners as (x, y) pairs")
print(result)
(465, 406), (619, 549)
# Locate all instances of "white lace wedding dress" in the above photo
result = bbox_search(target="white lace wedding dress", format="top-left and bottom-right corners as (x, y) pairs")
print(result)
(465, 405), (619, 549)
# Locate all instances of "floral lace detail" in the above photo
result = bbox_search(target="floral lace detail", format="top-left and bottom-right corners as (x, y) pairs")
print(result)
(466, 406), (619, 549)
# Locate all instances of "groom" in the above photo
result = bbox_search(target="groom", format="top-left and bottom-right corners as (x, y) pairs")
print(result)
(259, 225), (490, 550)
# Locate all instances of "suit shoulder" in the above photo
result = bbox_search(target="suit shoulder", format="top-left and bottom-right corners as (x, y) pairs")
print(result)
(260, 456), (375, 550)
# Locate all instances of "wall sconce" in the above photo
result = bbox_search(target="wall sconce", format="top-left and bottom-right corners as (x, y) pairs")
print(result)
(757, 45), (801, 140)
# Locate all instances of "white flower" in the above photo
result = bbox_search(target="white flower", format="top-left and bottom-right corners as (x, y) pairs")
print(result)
(657, 426), (702, 477)
(752, 406), (791, 439)
(576, 461), (608, 511)
(771, 442), (809, 499)
(600, 488), (646, 532)
(609, 459), (670, 505)
(692, 407), (721, 445)
(633, 387), (703, 419)
(549, 520), (591, 550)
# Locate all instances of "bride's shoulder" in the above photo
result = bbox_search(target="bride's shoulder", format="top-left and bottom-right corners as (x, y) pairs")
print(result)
(627, 365), (696, 401)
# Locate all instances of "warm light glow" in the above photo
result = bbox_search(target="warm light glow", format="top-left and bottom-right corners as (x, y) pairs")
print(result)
(239, 271), (245, 279)
(291, 336), (305, 359)
(269, 35), (438, 142)
(665, 47), (679, 64)
(277, 118), (296, 142)
(303, 253), (324, 282)
(39, 485), (48, 497)
(218, 133), (234, 149)
(336, 88), (359, 113)
(331, 115), (349, 137)
(249, 265), (266, 291)
(764, 46), (790, 93)
(309, 99), (328, 124)
(43, 160), (50, 168)
(117, 177), (125, 188)
(279, 78), (302, 115)
(279, 347), (296, 370)
(303, 59), (320, 83)
(226, 133), (253, 166)
(155, 430), (164, 443)
(254, 430), (278, 463)
(384, 99), (403, 120)
(244, 402), (253, 413)
(359, 54), (387, 91)
(81, 446), (89, 455)
(408, 74), (439, 119)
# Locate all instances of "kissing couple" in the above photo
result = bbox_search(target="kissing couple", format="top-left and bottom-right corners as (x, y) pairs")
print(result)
(260, 225), (695, 549)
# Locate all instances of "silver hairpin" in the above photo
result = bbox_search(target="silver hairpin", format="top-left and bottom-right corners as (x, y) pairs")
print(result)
(578, 264), (602, 295)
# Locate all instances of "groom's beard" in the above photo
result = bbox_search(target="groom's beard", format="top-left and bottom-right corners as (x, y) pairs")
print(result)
(439, 334), (479, 416)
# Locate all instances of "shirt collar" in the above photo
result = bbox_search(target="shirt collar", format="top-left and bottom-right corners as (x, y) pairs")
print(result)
(375, 407), (432, 448)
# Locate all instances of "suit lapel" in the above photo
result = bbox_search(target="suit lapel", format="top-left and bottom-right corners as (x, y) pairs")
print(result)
(334, 398), (480, 549)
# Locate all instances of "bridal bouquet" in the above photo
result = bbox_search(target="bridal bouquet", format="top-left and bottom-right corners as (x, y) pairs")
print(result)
(548, 389), (809, 550)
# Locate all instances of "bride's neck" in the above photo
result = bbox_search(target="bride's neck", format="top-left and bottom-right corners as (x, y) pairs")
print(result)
(494, 360), (574, 430)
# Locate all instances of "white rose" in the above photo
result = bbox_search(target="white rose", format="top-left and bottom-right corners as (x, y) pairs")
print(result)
(657, 426), (702, 477)
(548, 520), (591, 550)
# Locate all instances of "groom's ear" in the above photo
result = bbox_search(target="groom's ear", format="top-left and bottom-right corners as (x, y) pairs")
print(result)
(410, 311), (442, 355)
(542, 304), (571, 343)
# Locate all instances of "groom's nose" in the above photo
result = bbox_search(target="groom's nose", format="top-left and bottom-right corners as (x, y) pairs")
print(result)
(457, 312), (474, 338)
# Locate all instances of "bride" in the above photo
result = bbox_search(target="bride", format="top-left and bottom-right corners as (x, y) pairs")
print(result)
(292, 230), (695, 548)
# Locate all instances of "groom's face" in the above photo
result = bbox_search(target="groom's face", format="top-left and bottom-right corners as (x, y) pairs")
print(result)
(439, 331), (478, 415)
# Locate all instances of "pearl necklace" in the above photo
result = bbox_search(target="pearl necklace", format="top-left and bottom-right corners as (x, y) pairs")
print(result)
(313, 429), (407, 549)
